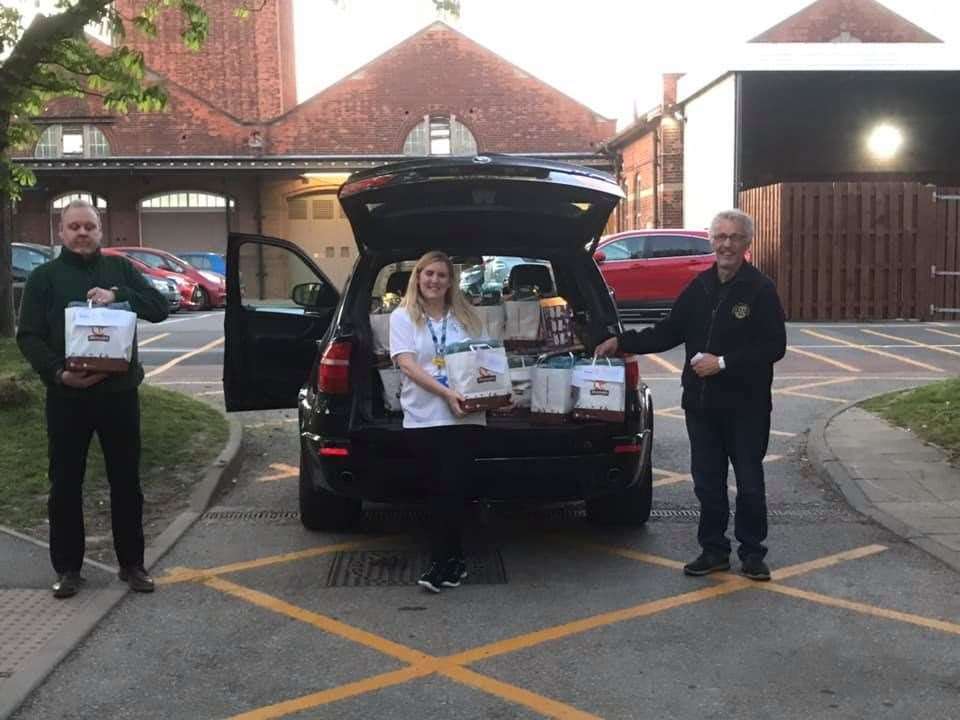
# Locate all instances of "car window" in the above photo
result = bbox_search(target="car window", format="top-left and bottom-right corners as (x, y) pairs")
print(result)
(13, 247), (49, 272)
(192, 256), (211, 270)
(129, 251), (165, 269)
(237, 242), (329, 311)
(601, 237), (644, 260)
(646, 235), (713, 259)
(163, 255), (189, 272)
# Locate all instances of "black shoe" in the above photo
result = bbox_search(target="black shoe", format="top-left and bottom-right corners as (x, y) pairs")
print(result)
(683, 552), (731, 577)
(119, 566), (155, 593)
(52, 572), (85, 599)
(418, 562), (445, 593)
(740, 556), (771, 581)
(441, 557), (468, 588)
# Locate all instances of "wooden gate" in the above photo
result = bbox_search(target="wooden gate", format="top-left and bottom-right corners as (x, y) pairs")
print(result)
(739, 182), (945, 321)
(931, 188), (960, 318)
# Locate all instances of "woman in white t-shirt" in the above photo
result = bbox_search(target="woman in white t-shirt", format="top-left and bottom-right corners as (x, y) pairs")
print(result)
(389, 250), (484, 593)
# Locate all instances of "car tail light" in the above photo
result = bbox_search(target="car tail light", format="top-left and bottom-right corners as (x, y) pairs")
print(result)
(317, 340), (351, 395)
(624, 354), (640, 389)
(319, 446), (349, 457)
(614, 443), (642, 454)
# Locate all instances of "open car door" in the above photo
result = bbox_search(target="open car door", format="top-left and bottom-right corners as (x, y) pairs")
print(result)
(224, 233), (340, 411)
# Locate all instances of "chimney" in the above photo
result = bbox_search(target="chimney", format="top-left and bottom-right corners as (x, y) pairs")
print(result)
(662, 73), (684, 109)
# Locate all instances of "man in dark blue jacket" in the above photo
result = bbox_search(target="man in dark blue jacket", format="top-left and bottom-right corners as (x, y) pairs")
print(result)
(597, 209), (786, 580)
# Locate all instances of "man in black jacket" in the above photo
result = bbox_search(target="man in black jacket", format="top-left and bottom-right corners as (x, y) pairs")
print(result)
(17, 199), (169, 598)
(596, 209), (786, 580)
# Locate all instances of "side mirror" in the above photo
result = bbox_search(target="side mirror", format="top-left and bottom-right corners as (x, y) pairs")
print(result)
(291, 282), (322, 307)
(593, 251), (606, 264)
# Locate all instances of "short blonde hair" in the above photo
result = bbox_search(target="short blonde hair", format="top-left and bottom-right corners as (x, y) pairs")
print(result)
(401, 251), (481, 336)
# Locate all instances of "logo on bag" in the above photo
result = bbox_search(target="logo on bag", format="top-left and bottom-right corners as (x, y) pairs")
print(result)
(476, 367), (497, 384)
(589, 380), (610, 397)
(87, 326), (110, 342)
(732, 303), (750, 320)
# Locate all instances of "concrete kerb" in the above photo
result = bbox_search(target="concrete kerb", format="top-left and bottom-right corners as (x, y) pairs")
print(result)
(807, 393), (960, 575)
(0, 414), (244, 720)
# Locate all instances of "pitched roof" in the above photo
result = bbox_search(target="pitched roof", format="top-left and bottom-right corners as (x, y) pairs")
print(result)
(751, 0), (941, 43)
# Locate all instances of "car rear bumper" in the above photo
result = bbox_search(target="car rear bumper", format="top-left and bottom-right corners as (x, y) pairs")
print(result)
(301, 428), (652, 503)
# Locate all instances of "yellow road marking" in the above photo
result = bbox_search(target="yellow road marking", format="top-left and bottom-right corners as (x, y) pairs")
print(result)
(777, 389), (847, 403)
(206, 576), (432, 664)
(157, 538), (396, 585)
(145, 336), (224, 378)
(862, 328), (960, 358)
(228, 665), (437, 720)
(138, 332), (170, 347)
(257, 463), (299, 482)
(774, 377), (856, 394)
(645, 354), (681, 374)
(652, 454), (784, 488)
(763, 584), (960, 636)
(771, 544), (887, 580)
(801, 329), (945, 373)
(441, 666), (603, 720)
(787, 345), (862, 373)
(927, 328), (960, 340)
(445, 581), (751, 666)
(564, 539), (687, 570)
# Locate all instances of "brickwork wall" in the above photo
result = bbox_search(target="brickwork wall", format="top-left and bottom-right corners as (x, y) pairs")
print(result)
(268, 23), (615, 154)
(751, 0), (940, 42)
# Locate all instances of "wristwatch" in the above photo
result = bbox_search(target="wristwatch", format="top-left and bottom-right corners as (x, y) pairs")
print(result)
(718, 356), (726, 371)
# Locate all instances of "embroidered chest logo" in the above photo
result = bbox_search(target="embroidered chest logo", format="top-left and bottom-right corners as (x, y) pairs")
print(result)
(732, 303), (751, 320)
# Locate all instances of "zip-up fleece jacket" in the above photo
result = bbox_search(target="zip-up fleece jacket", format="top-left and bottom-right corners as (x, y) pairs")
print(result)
(16, 246), (169, 397)
(619, 262), (786, 412)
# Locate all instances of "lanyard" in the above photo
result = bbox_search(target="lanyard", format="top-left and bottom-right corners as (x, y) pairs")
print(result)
(424, 311), (448, 364)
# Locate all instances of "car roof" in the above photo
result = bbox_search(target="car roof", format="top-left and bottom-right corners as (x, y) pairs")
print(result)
(600, 229), (710, 243)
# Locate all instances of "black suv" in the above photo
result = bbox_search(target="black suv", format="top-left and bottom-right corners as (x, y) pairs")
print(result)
(224, 156), (654, 531)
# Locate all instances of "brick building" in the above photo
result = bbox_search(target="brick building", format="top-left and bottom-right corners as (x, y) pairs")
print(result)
(12, 5), (614, 287)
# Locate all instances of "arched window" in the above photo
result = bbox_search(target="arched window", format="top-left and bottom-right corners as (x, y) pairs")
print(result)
(403, 114), (478, 156)
(36, 125), (110, 158)
(140, 191), (234, 211)
(52, 192), (108, 210)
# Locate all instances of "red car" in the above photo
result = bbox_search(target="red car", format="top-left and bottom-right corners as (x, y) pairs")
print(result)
(110, 246), (227, 309)
(594, 229), (717, 321)
(102, 248), (205, 310)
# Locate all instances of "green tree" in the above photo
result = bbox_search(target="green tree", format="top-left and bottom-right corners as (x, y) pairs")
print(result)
(0, 0), (458, 337)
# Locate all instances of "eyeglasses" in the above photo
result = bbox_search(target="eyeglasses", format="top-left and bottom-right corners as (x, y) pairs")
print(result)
(711, 233), (748, 244)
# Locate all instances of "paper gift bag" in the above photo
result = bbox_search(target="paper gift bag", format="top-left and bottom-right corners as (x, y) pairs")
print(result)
(474, 304), (506, 342)
(539, 297), (576, 349)
(64, 304), (137, 374)
(572, 357), (626, 423)
(507, 354), (535, 409)
(530, 353), (576, 423)
(503, 299), (542, 351)
(370, 313), (392, 358)
(444, 341), (512, 413)
(378, 365), (403, 413)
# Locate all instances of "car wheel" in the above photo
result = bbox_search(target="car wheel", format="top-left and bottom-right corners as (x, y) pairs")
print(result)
(197, 286), (211, 310)
(299, 448), (362, 532)
(585, 453), (653, 526)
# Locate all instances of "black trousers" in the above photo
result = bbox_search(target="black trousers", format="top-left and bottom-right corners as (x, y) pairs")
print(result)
(45, 388), (145, 574)
(685, 407), (770, 561)
(406, 425), (482, 563)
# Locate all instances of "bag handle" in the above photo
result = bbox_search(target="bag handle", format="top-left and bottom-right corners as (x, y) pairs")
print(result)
(469, 343), (492, 352)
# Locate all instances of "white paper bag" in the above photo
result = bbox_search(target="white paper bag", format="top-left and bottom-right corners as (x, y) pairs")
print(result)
(370, 313), (391, 356)
(508, 355), (534, 409)
(572, 358), (626, 422)
(504, 300), (541, 341)
(378, 366), (403, 413)
(474, 305), (506, 341)
(530, 355), (576, 422)
(64, 305), (137, 374)
(445, 343), (512, 413)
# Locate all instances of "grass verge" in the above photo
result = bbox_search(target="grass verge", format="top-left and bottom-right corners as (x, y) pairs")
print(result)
(861, 378), (960, 461)
(0, 338), (229, 539)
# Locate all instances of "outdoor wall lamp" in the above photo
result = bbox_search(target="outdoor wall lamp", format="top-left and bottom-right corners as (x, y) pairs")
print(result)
(866, 123), (904, 161)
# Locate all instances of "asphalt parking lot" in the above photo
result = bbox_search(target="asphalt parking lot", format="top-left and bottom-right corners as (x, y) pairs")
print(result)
(11, 313), (960, 720)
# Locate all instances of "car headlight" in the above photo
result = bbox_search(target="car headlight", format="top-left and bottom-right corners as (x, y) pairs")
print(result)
(199, 271), (224, 285)
(148, 277), (167, 291)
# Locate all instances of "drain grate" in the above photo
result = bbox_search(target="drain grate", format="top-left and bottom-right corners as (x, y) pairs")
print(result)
(326, 549), (507, 587)
(201, 509), (301, 523)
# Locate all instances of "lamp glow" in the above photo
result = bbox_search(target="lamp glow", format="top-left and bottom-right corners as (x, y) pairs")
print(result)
(867, 124), (904, 161)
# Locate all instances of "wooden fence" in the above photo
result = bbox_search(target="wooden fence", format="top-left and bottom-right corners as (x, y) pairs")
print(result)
(739, 182), (960, 321)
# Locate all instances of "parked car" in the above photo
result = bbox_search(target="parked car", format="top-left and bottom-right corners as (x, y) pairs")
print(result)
(593, 229), (716, 321)
(110, 247), (226, 309)
(223, 155), (654, 531)
(177, 251), (226, 276)
(139, 271), (181, 313)
(101, 248), (203, 310)
(12, 243), (54, 316)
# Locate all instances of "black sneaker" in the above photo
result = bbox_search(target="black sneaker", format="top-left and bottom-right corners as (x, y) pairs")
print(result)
(441, 557), (468, 588)
(418, 562), (445, 593)
(52, 572), (85, 599)
(683, 552), (731, 577)
(119, 566), (155, 593)
(740, 556), (771, 581)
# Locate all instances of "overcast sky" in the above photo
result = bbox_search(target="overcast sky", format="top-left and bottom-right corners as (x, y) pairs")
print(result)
(292, 0), (959, 129)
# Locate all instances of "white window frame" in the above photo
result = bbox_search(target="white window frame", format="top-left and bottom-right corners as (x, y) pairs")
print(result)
(35, 124), (111, 159)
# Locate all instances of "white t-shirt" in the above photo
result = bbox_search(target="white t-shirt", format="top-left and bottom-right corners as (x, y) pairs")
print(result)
(389, 305), (486, 429)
